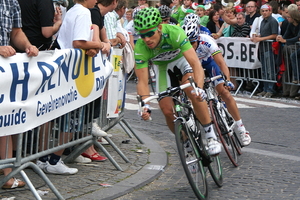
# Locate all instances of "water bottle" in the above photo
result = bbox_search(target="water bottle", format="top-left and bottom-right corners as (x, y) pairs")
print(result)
(186, 115), (196, 132)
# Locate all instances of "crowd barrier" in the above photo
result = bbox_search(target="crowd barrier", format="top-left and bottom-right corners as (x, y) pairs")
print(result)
(216, 37), (300, 97)
(0, 47), (141, 199)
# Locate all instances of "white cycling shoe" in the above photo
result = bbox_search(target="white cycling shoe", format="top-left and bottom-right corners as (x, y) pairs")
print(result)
(206, 138), (221, 156)
(240, 131), (251, 146)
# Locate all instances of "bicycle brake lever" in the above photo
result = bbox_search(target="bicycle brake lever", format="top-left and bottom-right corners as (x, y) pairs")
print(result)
(188, 76), (199, 96)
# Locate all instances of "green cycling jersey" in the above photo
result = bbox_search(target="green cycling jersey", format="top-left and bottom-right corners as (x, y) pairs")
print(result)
(134, 24), (192, 69)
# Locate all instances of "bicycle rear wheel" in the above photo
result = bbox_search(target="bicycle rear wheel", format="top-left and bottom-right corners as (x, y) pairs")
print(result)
(222, 105), (243, 156)
(196, 119), (223, 188)
(208, 100), (239, 167)
(174, 119), (209, 200)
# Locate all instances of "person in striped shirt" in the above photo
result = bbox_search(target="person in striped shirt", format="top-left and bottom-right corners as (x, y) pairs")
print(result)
(231, 12), (251, 37)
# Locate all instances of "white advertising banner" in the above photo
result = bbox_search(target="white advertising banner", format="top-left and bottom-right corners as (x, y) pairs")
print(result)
(0, 49), (113, 136)
(106, 48), (126, 118)
(216, 37), (262, 69)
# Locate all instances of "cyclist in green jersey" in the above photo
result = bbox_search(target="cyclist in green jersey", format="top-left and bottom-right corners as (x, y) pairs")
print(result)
(134, 7), (221, 155)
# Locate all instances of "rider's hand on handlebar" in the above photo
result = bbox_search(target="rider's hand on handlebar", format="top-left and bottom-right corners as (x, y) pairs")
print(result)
(138, 104), (152, 121)
(224, 80), (235, 90)
(191, 87), (207, 101)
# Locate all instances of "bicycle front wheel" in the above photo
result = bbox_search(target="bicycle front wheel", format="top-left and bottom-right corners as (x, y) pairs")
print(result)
(196, 119), (223, 188)
(208, 100), (239, 167)
(174, 119), (209, 200)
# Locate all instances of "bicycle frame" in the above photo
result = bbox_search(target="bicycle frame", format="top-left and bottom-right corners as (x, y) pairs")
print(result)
(204, 75), (236, 136)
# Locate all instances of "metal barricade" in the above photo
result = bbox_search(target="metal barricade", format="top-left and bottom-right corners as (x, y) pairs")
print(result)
(281, 42), (300, 96)
(231, 40), (278, 97)
(0, 48), (143, 199)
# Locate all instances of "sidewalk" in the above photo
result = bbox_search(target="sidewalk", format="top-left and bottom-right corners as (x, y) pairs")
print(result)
(0, 123), (167, 200)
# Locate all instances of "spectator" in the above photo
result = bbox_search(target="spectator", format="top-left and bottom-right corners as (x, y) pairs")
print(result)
(104, 0), (127, 48)
(276, 7), (300, 99)
(231, 12), (251, 37)
(196, 5), (209, 27)
(296, 0), (300, 11)
(251, 4), (279, 98)
(123, 9), (133, 28)
(17, 0), (62, 50)
(82, 0), (119, 160)
(269, 1), (285, 25)
(280, 3), (292, 36)
(57, 0), (108, 164)
(0, 0), (39, 189)
(138, 0), (148, 7)
(213, 6), (237, 39)
(17, 0), (85, 170)
(125, 6), (147, 44)
(90, 0), (118, 55)
(245, 1), (260, 26)
(204, 3), (213, 16)
(171, 0), (184, 24)
(206, 10), (224, 36)
(213, 3), (225, 20)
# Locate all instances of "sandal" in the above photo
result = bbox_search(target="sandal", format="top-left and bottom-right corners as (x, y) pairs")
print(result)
(81, 153), (107, 162)
(2, 177), (25, 189)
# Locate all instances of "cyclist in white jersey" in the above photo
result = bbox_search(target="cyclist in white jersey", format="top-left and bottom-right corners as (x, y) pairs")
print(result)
(134, 7), (221, 155)
(182, 21), (251, 146)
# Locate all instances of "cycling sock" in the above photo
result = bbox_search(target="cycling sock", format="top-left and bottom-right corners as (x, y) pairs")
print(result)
(234, 119), (246, 133)
(49, 153), (61, 165)
(203, 123), (217, 140)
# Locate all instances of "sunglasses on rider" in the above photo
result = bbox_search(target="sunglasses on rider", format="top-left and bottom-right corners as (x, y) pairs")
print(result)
(139, 27), (158, 39)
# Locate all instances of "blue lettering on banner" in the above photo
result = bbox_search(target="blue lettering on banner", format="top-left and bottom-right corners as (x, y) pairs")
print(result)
(10, 62), (30, 102)
(2, 49), (104, 106)
(96, 76), (105, 91)
(0, 108), (26, 127)
(35, 62), (56, 95)
(0, 66), (4, 103)
(36, 87), (77, 116)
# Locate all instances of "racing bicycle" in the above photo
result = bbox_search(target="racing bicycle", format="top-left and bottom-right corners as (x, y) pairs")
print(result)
(204, 73), (243, 167)
(137, 77), (223, 200)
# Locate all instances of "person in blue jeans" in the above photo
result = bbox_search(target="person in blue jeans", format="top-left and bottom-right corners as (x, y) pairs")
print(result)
(251, 4), (279, 98)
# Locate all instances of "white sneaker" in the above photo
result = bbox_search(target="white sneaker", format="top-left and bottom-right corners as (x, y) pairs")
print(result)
(74, 155), (92, 163)
(240, 131), (251, 146)
(206, 138), (221, 156)
(36, 160), (47, 171)
(91, 123), (107, 137)
(44, 159), (78, 175)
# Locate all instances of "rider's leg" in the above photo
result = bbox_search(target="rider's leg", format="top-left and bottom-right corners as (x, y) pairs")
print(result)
(215, 83), (251, 146)
(159, 97), (176, 133)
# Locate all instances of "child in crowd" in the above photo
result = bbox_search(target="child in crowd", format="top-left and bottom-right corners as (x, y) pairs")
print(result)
(196, 5), (209, 27)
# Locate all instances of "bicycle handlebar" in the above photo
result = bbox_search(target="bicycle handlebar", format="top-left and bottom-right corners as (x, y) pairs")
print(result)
(137, 76), (197, 121)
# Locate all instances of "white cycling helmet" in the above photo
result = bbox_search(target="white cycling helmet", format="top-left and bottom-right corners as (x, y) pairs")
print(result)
(183, 13), (201, 26)
(182, 21), (199, 42)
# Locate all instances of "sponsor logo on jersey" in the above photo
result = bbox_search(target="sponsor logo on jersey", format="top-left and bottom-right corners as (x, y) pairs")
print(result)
(161, 44), (173, 49)
(180, 38), (189, 46)
(200, 40), (211, 48)
(135, 59), (145, 64)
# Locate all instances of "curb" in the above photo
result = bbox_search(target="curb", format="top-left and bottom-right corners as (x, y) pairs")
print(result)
(73, 128), (168, 200)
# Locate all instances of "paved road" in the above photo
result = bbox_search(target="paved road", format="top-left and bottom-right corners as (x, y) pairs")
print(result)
(117, 81), (300, 200)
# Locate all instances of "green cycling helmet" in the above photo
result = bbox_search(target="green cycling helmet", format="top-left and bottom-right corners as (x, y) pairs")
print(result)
(134, 7), (162, 31)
